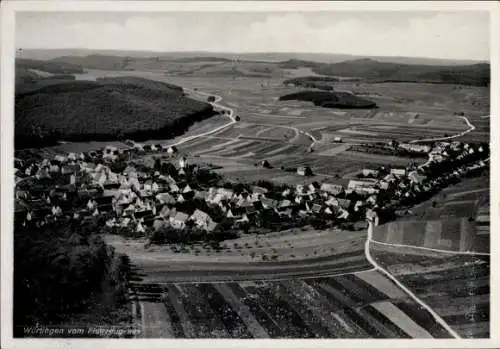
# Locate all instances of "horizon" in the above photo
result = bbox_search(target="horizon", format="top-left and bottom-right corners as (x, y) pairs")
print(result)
(16, 48), (489, 65)
(16, 11), (490, 61)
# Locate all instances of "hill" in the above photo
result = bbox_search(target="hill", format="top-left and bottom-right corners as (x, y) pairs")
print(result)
(16, 66), (79, 94)
(15, 76), (215, 149)
(279, 90), (377, 109)
(18, 48), (486, 65)
(16, 58), (84, 74)
(279, 59), (490, 86)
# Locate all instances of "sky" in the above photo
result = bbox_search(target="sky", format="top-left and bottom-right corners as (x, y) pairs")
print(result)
(15, 11), (490, 60)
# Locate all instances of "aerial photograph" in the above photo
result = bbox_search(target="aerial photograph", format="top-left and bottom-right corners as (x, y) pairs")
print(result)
(11, 8), (490, 340)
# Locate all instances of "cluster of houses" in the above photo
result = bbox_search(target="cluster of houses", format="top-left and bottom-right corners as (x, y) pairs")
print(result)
(14, 138), (489, 238)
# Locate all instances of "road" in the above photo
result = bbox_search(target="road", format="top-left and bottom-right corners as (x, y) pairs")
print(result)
(409, 115), (476, 144)
(167, 88), (236, 147)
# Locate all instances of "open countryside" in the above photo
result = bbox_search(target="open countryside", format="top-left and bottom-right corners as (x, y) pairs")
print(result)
(13, 12), (491, 341)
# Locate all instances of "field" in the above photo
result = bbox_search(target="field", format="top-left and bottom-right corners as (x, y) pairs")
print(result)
(372, 247), (490, 338)
(131, 269), (455, 338)
(372, 173), (489, 253)
(104, 228), (370, 283)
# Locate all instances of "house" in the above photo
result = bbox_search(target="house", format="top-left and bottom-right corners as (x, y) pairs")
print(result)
(169, 183), (180, 193)
(258, 160), (272, 168)
(348, 179), (377, 191)
(295, 184), (305, 194)
(226, 209), (238, 219)
(106, 218), (116, 228)
(307, 183), (319, 194)
(169, 211), (189, 229)
(354, 200), (364, 212)
(278, 208), (293, 218)
(325, 196), (338, 206)
(153, 219), (168, 231)
(377, 181), (390, 190)
(49, 164), (60, 173)
(54, 154), (67, 163)
(159, 205), (174, 219)
(311, 204), (322, 214)
(279, 199), (292, 210)
(207, 193), (224, 205)
(260, 197), (277, 210)
(252, 186), (268, 195)
(337, 199), (351, 210)
(136, 222), (146, 234)
(338, 208), (349, 220)
(177, 194), (185, 203)
(179, 156), (187, 169)
(218, 187), (234, 197)
(102, 189), (119, 198)
(236, 214), (250, 224)
(167, 146), (178, 156)
(294, 195), (304, 205)
(133, 143), (145, 152)
(123, 166), (137, 177)
(362, 169), (379, 177)
(297, 166), (313, 176)
(390, 168), (406, 177)
(182, 184), (193, 194)
(408, 171), (427, 184)
(320, 183), (344, 196)
(35, 168), (51, 180)
(120, 218), (131, 228)
(383, 174), (397, 183)
(399, 143), (430, 153)
(324, 206), (337, 215)
(156, 193), (176, 205)
(194, 191), (208, 201)
(333, 136), (342, 143)
(190, 209), (217, 232)
(152, 182), (160, 192)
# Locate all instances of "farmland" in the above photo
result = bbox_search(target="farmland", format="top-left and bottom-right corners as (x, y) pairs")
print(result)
(15, 55), (490, 339)
(130, 269), (455, 338)
(371, 247), (490, 338)
(373, 174), (490, 253)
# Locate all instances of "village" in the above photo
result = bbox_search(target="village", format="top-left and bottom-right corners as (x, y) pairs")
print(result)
(14, 138), (489, 245)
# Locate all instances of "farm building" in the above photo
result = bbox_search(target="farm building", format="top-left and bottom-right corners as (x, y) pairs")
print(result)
(258, 160), (272, 168)
(408, 171), (427, 184)
(179, 156), (187, 169)
(390, 168), (406, 177)
(297, 166), (313, 176)
(169, 211), (189, 229)
(348, 179), (377, 190)
(320, 183), (344, 196)
(190, 209), (217, 232)
(362, 169), (379, 177)
(167, 146), (178, 155)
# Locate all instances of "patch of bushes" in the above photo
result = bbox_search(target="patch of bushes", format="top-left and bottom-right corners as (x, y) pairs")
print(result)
(279, 90), (377, 109)
(14, 220), (130, 335)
